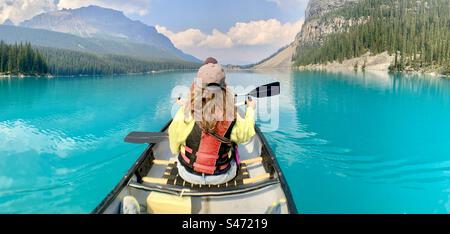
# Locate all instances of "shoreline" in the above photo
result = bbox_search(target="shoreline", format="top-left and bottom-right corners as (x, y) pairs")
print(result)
(2, 67), (447, 79)
(0, 68), (199, 79)
(294, 66), (449, 79)
(246, 52), (450, 78)
(295, 52), (449, 78)
(0, 73), (52, 78)
(247, 51), (448, 78)
(230, 66), (448, 78)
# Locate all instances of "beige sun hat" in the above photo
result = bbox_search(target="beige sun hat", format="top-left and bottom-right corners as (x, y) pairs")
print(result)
(197, 59), (225, 85)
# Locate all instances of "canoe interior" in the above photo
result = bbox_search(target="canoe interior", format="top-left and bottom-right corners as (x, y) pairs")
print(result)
(94, 124), (296, 214)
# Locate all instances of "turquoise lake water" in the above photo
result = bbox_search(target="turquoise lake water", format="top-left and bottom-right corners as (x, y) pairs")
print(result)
(1, 70), (450, 213)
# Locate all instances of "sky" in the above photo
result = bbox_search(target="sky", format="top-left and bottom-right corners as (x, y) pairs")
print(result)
(0, 0), (309, 64)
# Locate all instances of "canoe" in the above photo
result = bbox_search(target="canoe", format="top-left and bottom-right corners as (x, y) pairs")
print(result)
(92, 120), (297, 214)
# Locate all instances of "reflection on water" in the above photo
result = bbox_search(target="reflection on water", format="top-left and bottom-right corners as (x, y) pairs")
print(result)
(279, 70), (450, 213)
(0, 120), (99, 157)
(1, 71), (450, 213)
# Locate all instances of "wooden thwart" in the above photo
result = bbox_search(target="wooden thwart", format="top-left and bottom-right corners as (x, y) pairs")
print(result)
(243, 173), (270, 185)
(142, 158), (270, 187)
(153, 157), (261, 166)
(241, 157), (263, 165)
(152, 159), (174, 165)
(142, 177), (168, 185)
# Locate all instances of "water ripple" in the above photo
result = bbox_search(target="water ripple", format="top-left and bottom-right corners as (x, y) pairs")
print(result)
(0, 120), (99, 158)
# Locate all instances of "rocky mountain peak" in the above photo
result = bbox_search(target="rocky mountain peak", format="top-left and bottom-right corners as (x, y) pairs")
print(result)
(294, 0), (362, 47)
(305, 0), (361, 20)
(18, 5), (200, 63)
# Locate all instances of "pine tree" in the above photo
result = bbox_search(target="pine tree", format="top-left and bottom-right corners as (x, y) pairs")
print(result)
(0, 40), (50, 75)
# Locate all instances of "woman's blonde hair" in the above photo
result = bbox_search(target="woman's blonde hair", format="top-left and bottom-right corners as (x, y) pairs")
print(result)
(184, 79), (236, 131)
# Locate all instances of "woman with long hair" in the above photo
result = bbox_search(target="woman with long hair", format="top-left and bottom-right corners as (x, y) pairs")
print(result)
(168, 58), (256, 185)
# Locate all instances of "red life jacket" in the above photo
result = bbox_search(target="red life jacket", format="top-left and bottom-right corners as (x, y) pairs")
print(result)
(178, 121), (236, 175)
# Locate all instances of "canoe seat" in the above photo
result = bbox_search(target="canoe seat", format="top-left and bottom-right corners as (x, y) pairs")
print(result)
(161, 162), (254, 189)
(128, 158), (276, 194)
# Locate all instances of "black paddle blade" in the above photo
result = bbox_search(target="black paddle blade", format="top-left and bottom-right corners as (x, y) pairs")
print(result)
(247, 82), (280, 98)
(124, 132), (169, 144)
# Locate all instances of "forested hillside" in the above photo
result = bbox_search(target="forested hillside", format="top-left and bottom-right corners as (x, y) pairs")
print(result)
(0, 40), (199, 76)
(293, 0), (450, 75)
(0, 41), (48, 75)
(0, 25), (189, 63)
(38, 47), (200, 76)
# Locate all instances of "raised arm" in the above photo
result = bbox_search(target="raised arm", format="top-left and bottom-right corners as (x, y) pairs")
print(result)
(230, 99), (256, 144)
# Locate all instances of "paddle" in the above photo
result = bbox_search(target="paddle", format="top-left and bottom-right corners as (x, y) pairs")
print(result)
(124, 131), (168, 144)
(234, 81), (280, 106)
(235, 81), (280, 98)
(125, 82), (281, 144)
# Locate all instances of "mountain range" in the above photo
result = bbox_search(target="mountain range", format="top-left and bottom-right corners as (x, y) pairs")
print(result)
(0, 25), (186, 62)
(1, 5), (200, 66)
(19, 5), (200, 63)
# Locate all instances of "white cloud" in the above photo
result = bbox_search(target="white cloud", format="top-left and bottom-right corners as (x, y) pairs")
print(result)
(228, 18), (304, 46)
(158, 18), (303, 49)
(0, 0), (58, 24)
(0, 0), (150, 24)
(200, 29), (234, 49)
(155, 25), (206, 48)
(156, 18), (304, 64)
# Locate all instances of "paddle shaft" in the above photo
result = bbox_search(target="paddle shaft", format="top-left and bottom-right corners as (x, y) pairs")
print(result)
(125, 132), (168, 144)
(235, 82), (280, 98)
(177, 82), (280, 99)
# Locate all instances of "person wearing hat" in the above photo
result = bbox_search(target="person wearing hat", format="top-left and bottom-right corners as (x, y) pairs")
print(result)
(168, 57), (256, 185)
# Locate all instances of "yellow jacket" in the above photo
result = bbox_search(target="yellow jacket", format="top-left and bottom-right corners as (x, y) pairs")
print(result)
(168, 107), (256, 155)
